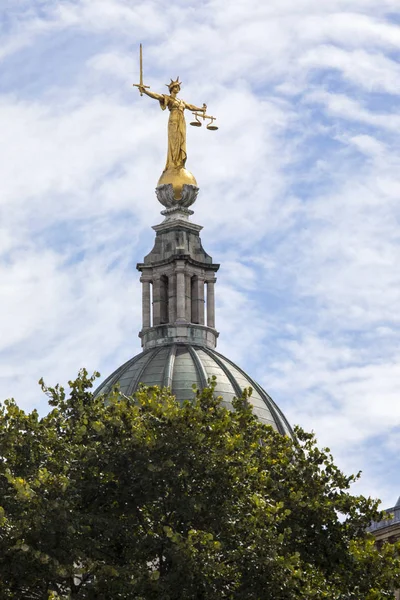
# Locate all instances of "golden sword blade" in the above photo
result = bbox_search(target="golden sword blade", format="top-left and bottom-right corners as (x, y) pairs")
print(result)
(133, 43), (150, 96)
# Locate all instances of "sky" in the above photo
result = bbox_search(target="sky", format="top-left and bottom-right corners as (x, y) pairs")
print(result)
(0, 0), (400, 507)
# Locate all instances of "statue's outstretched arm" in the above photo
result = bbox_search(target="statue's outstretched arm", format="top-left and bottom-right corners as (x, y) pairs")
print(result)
(140, 86), (163, 101)
(185, 101), (207, 113)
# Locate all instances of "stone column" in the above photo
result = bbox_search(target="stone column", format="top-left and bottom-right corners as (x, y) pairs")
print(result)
(206, 278), (216, 328)
(191, 276), (198, 323)
(141, 278), (151, 328)
(185, 273), (191, 322)
(197, 277), (205, 325)
(152, 275), (161, 326)
(168, 273), (177, 324)
(176, 262), (186, 323)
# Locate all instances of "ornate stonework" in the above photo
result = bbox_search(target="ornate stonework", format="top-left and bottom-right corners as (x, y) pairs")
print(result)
(155, 183), (199, 208)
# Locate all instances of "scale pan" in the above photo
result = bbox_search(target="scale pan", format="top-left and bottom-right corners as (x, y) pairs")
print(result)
(207, 124), (218, 130)
(190, 121), (202, 127)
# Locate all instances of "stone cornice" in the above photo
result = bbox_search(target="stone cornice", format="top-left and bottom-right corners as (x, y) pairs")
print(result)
(137, 256), (220, 272)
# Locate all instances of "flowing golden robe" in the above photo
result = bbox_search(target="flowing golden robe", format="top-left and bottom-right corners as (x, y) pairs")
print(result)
(159, 95), (187, 170)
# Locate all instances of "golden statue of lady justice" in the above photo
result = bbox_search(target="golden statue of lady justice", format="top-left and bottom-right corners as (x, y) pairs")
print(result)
(133, 44), (217, 200)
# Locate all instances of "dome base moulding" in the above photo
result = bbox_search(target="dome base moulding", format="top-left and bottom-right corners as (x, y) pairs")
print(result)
(140, 323), (219, 350)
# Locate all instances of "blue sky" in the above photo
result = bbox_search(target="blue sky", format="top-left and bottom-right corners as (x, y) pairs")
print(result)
(1, 0), (400, 507)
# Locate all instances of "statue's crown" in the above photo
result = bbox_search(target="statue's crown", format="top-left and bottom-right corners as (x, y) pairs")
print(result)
(166, 77), (182, 92)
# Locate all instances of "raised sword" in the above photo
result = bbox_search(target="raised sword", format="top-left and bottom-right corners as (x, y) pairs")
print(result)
(133, 44), (150, 96)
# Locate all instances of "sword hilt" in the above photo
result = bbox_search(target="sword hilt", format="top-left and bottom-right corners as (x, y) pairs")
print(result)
(133, 83), (150, 97)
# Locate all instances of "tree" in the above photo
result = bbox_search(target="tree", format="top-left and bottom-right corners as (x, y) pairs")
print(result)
(0, 369), (398, 599)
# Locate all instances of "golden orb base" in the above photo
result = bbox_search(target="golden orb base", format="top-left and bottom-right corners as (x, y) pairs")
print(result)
(157, 167), (197, 200)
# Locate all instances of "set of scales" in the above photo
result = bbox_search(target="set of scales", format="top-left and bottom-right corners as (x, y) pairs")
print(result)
(133, 44), (218, 204)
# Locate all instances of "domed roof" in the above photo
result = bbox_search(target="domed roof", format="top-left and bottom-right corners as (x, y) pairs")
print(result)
(95, 343), (292, 436)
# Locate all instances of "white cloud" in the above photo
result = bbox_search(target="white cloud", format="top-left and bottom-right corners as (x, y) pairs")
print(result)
(299, 46), (400, 94)
(297, 12), (400, 50)
(305, 90), (400, 130)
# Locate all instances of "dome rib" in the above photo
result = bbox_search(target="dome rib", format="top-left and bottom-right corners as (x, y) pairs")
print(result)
(125, 347), (162, 396)
(95, 351), (145, 397)
(200, 346), (244, 399)
(162, 344), (177, 389)
(188, 345), (208, 389)
(212, 348), (291, 436)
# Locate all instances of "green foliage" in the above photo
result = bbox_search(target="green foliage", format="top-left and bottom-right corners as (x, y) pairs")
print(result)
(0, 369), (398, 599)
